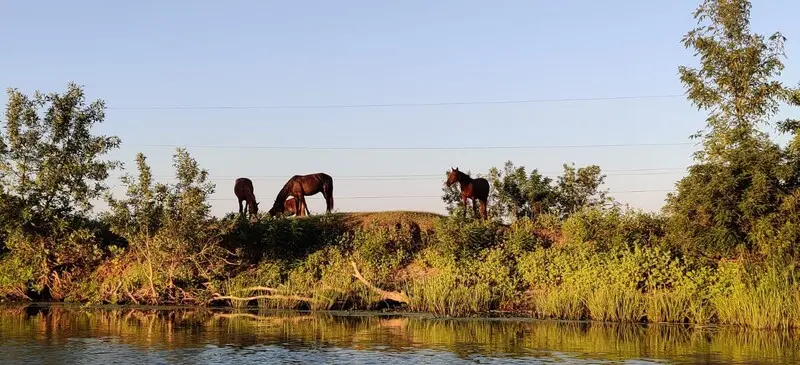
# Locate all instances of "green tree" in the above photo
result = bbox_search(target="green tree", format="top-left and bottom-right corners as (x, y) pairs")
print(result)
(104, 153), (168, 238)
(664, 0), (799, 257)
(103, 149), (228, 303)
(0, 83), (120, 227)
(105, 148), (216, 251)
(0, 83), (120, 297)
(486, 161), (558, 221)
(555, 163), (610, 217)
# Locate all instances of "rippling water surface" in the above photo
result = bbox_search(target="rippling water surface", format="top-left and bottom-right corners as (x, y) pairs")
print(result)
(1, 303), (798, 364)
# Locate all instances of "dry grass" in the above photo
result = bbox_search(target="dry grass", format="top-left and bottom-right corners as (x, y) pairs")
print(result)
(337, 210), (445, 232)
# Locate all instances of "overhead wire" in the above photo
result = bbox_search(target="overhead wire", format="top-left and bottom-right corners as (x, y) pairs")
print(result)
(106, 94), (685, 111)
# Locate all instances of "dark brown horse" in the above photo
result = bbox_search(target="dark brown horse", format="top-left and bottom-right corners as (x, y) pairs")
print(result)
(268, 173), (334, 217)
(234, 177), (260, 221)
(446, 167), (489, 220)
(283, 197), (310, 217)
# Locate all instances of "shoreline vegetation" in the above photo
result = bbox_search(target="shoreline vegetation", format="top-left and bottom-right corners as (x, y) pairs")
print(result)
(2, 0), (800, 331)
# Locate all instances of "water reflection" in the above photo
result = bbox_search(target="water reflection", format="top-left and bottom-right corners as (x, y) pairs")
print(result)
(0, 303), (798, 364)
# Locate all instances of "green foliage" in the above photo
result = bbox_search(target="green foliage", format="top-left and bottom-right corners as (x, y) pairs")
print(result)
(666, 0), (800, 258)
(487, 161), (558, 220)
(0, 253), (34, 300)
(94, 148), (232, 304)
(0, 83), (120, 299)
(712, 260), (800, 330)
(0, 82), (120, 226)
(561, 208), (666, 252)
(555, 163), (610, 217)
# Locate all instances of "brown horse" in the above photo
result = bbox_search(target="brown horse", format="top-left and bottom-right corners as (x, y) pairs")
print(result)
(234, 177), (260, 221)
(283, 197), (310, 217)
(268, 173), (334, 217)
(446, 167), (489, 220)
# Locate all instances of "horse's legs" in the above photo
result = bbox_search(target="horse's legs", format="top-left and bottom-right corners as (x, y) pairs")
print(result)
(472, 199), (478, 218)
(323, 183), (333, 213)
(480, 199), (488, 220)
(238, 199), (244, 215)
(299, 195), (308, 217)
(461, 196), (468, 217)
(299, 199), (309, 216)
(293, 196), (303, 217)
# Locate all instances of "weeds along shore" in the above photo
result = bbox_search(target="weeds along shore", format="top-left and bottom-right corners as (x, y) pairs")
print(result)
(3, 209), (800, 331)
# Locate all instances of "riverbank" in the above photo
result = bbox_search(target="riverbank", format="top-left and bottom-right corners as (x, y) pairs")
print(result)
(2, 209), (799, 331)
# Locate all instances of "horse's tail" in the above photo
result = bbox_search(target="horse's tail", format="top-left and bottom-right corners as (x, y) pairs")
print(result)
(325, 177), (334, 212)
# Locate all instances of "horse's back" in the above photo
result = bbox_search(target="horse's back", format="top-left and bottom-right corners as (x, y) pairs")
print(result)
(299, 172), (333, 185)
(315, 172), (332, 183)
(233, 177), (254, 199)
(473, 177), (490, 198)
(473, 177), (489, 185)
(234, 177), (253, 192)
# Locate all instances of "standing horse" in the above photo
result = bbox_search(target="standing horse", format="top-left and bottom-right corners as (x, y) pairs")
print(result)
(283, 197), (310, 217)
(268, 173), (334, 217)
(445, 167), (489, 220)
(234, 177), (260, 221)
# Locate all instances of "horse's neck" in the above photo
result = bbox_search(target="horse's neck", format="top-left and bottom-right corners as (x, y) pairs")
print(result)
(458, 173), (472, 188)
(274, 186), (290, 205)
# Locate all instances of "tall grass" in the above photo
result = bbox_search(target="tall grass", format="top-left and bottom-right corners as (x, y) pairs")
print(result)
(713, 263), (800, 330)
(3, 209), (800, 331)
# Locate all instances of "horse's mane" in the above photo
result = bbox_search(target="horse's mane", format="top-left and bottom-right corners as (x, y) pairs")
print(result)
(455, 169), (472, 181)
(272, 180), (293, 207)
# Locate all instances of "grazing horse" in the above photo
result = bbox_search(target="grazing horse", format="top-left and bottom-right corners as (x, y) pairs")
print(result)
(268, 173), (334, 217)
(234, 177), (260, 221)
(446, 167), (490, 220)
(283, 197), (310, 217)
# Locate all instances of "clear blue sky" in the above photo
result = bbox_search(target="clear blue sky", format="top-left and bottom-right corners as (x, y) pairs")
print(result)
(2, 0), (799, 217)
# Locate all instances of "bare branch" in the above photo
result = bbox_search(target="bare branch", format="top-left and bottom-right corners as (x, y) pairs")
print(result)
(350, 261), (409, 303)
(209, 293), (319, 304)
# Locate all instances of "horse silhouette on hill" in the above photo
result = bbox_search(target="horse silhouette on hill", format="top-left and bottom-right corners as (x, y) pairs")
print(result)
(233, 177), (260, 221)
(268, 173), (334, 217)
(446, 167), (489, 220)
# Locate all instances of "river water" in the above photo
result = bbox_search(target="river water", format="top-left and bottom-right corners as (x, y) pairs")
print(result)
(0, 303), (797, 364)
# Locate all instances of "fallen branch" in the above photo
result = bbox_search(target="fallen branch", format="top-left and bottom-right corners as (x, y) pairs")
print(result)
(350, 261), (409, 303)
(231, 286), (280, 293)
(209, 293), (318, 304)
(124, 288), (140, 305)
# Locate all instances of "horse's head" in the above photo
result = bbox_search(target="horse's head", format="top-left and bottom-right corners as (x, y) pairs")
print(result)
(249, 201), (260, 221)
(268, 202), (284, 217)
(446, 167), (460, 187)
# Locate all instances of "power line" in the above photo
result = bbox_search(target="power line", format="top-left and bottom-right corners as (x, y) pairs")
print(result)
(202, 189), (674, 201)
(127, 141), (695, 150)
(108, 167), (688, 179)
(107, 94), (684, 111)
(108, 167), (688, 180)
(111, 171), (686, 183)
